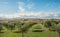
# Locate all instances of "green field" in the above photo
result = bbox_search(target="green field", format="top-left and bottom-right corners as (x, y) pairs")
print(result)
(0, 27), (58, 37)
(0, 30), (58, 37)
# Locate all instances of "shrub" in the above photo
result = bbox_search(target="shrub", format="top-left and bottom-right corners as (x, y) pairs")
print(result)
(49, 27), (56, 31)
(32, 24), (44, 32)
(13, 31), (21, 33)
(32, 29), (44, 32)
(33, 25), (42, 29)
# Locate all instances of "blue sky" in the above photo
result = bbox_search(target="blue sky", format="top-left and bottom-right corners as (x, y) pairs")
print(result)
(0, 0), (60, 18)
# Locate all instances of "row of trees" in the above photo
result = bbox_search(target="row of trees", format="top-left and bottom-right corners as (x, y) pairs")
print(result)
(0, 19), (60, 37)
(0, 21), (37, 37)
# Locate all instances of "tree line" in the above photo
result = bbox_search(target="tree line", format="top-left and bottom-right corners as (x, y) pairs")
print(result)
(0, 19), (60, 37)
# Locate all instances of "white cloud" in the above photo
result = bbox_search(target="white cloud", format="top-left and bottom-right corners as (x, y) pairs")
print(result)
(17, 11), (60, 19)
(0, 1), (60, 19)
(0, 11), (60, 19)
(17, 1), (35, 13)
(27, 3), (34, 9)
(0, 13), (21, 18)
(17, 2), (26, 13)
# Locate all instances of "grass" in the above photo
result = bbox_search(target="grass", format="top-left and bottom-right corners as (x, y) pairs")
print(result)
(1, 31), (22, 37)
(26, 31), (58, 37)
(0, 30), (58, 37)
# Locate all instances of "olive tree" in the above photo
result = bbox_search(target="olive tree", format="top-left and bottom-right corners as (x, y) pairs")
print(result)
(43, 19), (60, 37)
(0, 23), (3, 37)
(43, 20), (57, 37)
(16, 21), (37, 37)
(43, 20), (53, 30)
(0, 23), (3, 33)
(54, 23), (60, 37)
(7, 22), (15, 32)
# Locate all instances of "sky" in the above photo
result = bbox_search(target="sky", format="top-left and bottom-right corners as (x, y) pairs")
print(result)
(0, 0), (60, 19)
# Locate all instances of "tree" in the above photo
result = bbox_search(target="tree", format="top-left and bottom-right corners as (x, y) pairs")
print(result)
(43, 19), (57, 31)
(43, 20), (52, 30)
(43, 19), (60, 37)
(0, 23), (3, 33)
(43, 20), (56, 37)
(0, 23), (3, 37)
(7, 22), (15, 32)
(54, 23), (60, 37)
(18, 22), (37, 37)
